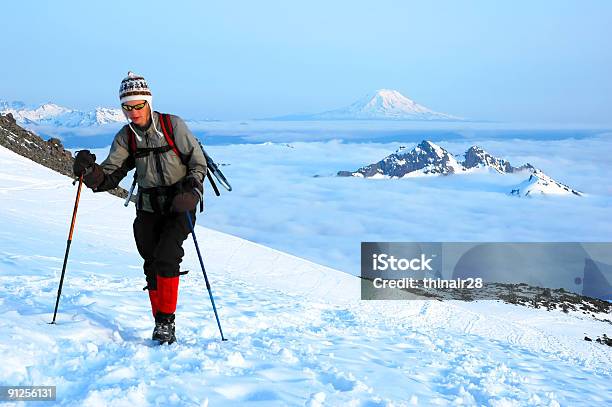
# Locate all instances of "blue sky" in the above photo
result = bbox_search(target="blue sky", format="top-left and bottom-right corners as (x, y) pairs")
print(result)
(1, 1), (611, 123)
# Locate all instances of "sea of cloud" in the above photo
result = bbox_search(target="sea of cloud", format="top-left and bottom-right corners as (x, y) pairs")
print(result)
(80, 125), (612, 275)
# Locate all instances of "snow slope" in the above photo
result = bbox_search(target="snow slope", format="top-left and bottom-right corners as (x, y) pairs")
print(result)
(509, 169), (583, 197)
(0, 145), (610, 406)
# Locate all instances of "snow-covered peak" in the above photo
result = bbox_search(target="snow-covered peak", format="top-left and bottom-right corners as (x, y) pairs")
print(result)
(273, 89), (463, 121)
(412, 140), (448, 159)
(0, 100), (124, 127)
(29, 103), (73, 119)
(463, 145), (523, 174)
(356, 89), (432, 116)
(93, 107), (125, 125)
(339, 141), (581, 197)
(3, 101), (73, 123)
(344, 139), (465, 178)
(510, 169), (583, 197)
(327, 89), (462, 121)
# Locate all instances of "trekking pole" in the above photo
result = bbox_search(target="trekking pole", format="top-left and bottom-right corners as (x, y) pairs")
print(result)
(185, 211), (227, 341)
(51, 175), (84, 324)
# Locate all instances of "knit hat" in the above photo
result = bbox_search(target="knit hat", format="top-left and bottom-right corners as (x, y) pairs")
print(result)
(119, 71), (152, 105)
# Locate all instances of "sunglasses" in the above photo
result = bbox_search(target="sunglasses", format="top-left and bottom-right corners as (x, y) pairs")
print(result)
(121, 101), (148, 111)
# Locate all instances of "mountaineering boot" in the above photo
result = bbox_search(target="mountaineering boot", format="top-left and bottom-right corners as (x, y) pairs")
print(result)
(152, 312), (176, 345)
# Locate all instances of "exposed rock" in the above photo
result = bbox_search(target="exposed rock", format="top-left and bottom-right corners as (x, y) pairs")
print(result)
(596, 334), (612, 347)
(463, 145), (534, 174)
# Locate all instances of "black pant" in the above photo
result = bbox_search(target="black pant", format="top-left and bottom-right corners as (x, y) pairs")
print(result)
(133, 209), (195, 289)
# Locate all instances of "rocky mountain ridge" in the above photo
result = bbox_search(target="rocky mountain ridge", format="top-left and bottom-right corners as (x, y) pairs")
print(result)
(338, 140), (582, 197)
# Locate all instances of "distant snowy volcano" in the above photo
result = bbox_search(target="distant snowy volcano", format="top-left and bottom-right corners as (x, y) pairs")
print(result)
(339, 140), (582, 197)
(274, 89), (463, 121)
(0, 100), (125, 127)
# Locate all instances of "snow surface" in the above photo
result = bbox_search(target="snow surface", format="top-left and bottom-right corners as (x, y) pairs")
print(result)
(1, 145), (611, 406)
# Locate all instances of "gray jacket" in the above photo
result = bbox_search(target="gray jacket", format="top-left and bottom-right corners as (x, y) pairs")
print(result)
(95, 112), (207, 212)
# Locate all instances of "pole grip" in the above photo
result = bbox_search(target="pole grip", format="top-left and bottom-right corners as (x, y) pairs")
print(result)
(67, 175), (84, 240)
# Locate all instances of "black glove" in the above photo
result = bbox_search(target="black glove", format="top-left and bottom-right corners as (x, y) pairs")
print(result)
(171, 176), (203, 213)
(184, 176), (203, 194)
(73, 150), (96, 176)
(73, 150), (104, 189)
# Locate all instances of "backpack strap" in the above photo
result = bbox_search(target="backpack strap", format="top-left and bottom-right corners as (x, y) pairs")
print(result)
(157, 113), (188, 165)
(157, 112), (205, 213)
(127, 125), (137, 156)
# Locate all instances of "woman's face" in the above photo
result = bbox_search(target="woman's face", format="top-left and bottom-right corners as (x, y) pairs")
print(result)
(123, 100), (151, 127)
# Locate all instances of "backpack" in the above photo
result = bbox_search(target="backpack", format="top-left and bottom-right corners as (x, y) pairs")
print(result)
(123, 112), (231, 210)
